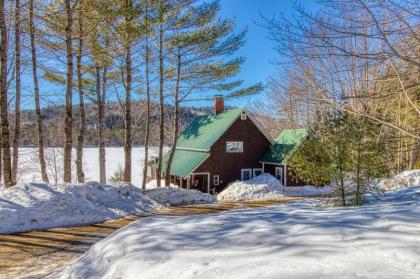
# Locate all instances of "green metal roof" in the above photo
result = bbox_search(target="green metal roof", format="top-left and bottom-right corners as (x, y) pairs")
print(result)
(160, 108), (243, 177)
(260, 128), (309, 164)
(161, 149), (209, 178)
(176, 108), (243, 150)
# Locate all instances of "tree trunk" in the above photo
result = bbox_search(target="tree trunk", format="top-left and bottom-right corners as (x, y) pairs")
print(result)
(165, 47), (181, 186)
(63, 0), (73, 183)
(0, 139), (2, 185)
(408, 140), (419, 170)
(11, 0), (21, 185)
(30, 0), (49, 183)
(76, 0), (85, 183)
(123, 1), (132, 183)
(0, 0), (12, 187)
(96, 66), (106, 184)
(156, 9), (165, 187)
(142, 2), (150, 190)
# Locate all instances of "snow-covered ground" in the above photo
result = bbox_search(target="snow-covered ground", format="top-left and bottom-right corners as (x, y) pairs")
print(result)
(372, 169), (420, 191)
(58, 183), (420, 279)
(146, 187), (215, 206)
(218, 170), (420, 202)
(13, 147), (165, 187)
(0, 182), (161, 234)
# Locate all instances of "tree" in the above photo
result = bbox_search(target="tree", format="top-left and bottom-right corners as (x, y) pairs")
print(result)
(29, 0), (49, 183)
(11, 0), (22, 185)
(123, 0), (135, 183)
(156, 0), (166, 187)
(0, 0), (12, 187)
(76, 0), (86, 183)
(164, 1), (262, 186)
(289, 111), (387, 206)
(63, 0), (74, 183)
(263, 0), (419, 174)
(142, 0), (152, 189)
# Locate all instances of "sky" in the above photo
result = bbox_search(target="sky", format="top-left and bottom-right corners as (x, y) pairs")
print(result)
(19, 0), (319, 110)
(219, 0), (318, 108)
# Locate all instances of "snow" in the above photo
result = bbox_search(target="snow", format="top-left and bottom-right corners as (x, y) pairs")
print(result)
(0, 182), (161, 234)
(217, 173), (284, 201)
(58, 184), (420, 279)
(146, 186), (216, 206)
(217, 173), (335, 201)
(284, 185), (335, 197)
(13, 147), (165, 187)
(372, 169), (420, 191)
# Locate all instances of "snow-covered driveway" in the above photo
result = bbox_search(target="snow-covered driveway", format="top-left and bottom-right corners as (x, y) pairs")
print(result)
(0, 200), (297, 279)
(60, 187), (420, 279)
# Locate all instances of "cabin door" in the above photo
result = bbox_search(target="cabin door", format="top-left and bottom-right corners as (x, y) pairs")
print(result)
(191, 173), (210, 193)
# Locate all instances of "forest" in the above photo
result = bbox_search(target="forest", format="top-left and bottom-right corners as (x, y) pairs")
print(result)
(0, 0), (418, 201)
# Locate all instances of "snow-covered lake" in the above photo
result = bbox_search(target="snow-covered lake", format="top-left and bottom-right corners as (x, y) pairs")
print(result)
(15, 147), (164, 186)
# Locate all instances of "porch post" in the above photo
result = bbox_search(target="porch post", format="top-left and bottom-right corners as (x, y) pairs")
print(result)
(284, 165), (287, 186)
(187, 176), (191, 190)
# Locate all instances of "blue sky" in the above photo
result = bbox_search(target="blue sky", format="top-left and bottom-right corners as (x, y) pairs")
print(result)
(22, 0), (319, 109)
(219, 0), (318, 108)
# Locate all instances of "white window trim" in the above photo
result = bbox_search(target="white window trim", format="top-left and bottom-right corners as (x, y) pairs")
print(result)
(253, 168), (263, 177)
(241, 113), (247, 120)
(241, 168), (252, 181)
(275, 167), (283, 185)
(226, 141), (243, 153)
(213, 175), (220, 186)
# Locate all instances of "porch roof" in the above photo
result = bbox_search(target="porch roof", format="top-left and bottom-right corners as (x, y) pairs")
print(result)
(161, 149), (209, 178)
(260, 128), (309, 165)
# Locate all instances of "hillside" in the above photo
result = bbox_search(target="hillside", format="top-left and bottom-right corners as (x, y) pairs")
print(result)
(12, 101), (213, 146)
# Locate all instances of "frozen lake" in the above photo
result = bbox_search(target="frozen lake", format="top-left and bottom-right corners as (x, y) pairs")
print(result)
(15, 147), (164, 186)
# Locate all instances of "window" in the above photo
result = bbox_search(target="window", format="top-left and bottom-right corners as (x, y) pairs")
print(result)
(241, 113), (247, 120)
(226, 141), (243, 153)
(275, 167), (283, 185)
(253, 168), (263, 177)
(241, 169), (252, 181)
(213, 175), (220, 186)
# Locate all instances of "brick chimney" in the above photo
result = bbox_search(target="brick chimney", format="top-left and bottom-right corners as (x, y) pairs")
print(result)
(214, 95), (224, 114)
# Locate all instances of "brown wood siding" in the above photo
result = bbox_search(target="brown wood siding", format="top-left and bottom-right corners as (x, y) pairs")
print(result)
(195, 115), (271, 192)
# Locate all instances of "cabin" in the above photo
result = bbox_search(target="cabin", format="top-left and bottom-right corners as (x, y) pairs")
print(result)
(147, 96), (312, 193)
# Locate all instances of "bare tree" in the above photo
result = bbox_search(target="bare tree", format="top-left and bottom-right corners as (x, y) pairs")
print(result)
(29, 0), (49, 183)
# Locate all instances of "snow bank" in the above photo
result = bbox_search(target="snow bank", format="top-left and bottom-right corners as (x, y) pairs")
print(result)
(0, 182), (161, 234)
(373, 169), (420, 191)
(58, 185), (420, 279)
(146, 186), (215, 206)
(217, 174), (284, 201)
(284, 185), (335, 197)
